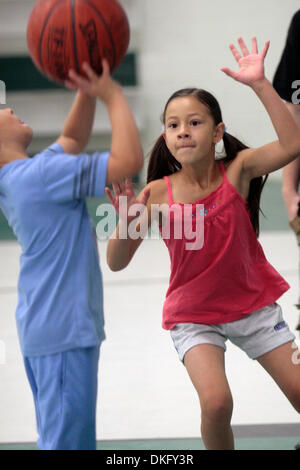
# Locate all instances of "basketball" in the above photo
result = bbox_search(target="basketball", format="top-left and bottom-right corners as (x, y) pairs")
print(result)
(26, 0), (130, 85)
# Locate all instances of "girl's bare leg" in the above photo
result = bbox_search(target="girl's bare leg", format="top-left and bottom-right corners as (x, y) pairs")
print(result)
(256, 341), (300, 413)
(184, 344), (234, 450)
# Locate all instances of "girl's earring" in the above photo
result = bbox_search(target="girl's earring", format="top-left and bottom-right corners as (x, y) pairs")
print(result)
(215, 136), (227, 159)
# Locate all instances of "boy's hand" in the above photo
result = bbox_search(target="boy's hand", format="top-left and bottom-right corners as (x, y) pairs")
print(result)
(66, 59), (122, 104)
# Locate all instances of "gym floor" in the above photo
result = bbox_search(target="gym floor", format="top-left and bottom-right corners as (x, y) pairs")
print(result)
(0, 181), (300, 451)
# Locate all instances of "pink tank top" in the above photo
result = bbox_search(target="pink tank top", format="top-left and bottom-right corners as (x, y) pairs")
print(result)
(159, 161), (289, 329)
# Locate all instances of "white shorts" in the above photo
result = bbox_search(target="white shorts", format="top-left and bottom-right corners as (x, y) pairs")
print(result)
(170, 303), (296, 363)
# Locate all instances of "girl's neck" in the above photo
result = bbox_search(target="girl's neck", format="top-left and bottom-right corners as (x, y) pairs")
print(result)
(177, 158), (221, 189)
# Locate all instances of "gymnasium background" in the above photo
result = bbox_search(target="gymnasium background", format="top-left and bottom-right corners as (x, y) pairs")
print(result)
(0, 0), (300, 449)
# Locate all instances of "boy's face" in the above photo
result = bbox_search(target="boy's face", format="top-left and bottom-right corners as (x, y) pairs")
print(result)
(0, 108), (33, 150)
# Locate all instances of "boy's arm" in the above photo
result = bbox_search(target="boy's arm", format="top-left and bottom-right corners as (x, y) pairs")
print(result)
(104, 87), (143, 184)
(56, 91), (96, 154)
(66, 60), (143, 184)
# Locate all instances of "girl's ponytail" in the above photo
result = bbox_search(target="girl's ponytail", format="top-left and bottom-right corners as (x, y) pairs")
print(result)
(223, 132), (268, 237)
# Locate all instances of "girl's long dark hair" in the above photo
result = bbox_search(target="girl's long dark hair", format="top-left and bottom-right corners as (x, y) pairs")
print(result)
(147, 88), (268, 237)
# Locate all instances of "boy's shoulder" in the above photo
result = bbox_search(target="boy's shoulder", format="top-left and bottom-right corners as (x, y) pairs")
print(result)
(35, 143), (77, 176)
(34, 142), (65, 159)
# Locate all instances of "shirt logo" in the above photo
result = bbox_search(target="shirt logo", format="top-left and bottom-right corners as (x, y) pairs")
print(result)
(274, 321), (287, 332)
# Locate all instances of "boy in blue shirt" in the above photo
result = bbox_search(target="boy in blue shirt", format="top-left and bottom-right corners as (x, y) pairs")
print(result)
(0, 60), (143, 450)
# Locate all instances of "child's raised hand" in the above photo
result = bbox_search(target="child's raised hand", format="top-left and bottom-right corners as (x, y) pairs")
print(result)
(221, 37), (270, 87)
(66, 59), (121, 103)
(105, 179), (151, 224)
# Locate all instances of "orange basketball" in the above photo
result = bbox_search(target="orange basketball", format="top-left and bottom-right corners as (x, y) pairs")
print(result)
(26, 0), (130, 84)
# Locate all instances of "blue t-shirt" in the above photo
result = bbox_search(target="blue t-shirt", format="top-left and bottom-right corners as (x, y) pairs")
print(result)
(0, 143), (110, 357)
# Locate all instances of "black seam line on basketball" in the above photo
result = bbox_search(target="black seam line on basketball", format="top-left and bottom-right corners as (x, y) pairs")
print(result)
(38, 0), (66, 74)
(84, 0), (116, 70)
(71, 0), (80, 74)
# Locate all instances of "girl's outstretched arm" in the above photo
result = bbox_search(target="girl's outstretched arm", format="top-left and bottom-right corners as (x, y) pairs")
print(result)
(282, 103), (300, 221)
(221, 37), (300, 178)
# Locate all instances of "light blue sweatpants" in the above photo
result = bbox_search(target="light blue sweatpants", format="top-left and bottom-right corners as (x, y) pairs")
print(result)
(24, 346), (100, 450)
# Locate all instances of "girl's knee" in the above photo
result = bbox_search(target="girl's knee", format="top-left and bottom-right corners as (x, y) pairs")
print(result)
(201, 393), (233, 423)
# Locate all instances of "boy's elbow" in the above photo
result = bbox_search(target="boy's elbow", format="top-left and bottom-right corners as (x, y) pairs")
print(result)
(128, 149), (143, 175)
(106, 149), (143, 184)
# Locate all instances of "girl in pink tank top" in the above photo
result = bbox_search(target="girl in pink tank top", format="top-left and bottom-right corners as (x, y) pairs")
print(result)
(106, 37), (300, 450)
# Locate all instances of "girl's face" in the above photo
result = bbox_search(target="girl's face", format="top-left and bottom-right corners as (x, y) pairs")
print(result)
(163, 96), (224, 165)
